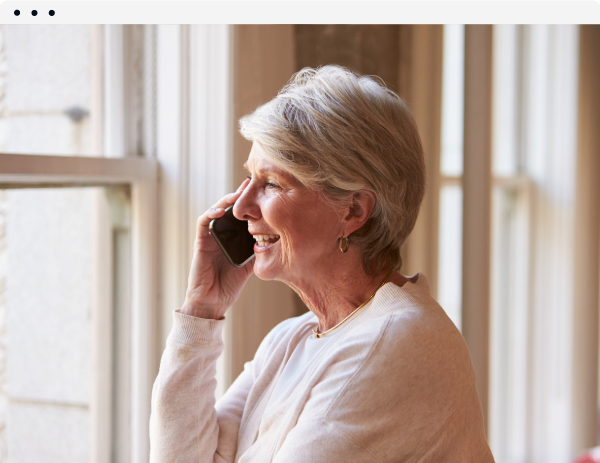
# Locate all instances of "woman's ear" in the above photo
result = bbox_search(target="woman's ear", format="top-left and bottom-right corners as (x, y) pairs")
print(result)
(344, 190), (376, 233)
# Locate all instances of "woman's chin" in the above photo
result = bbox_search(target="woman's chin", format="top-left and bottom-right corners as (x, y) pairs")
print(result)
(251, 258), (278, 281)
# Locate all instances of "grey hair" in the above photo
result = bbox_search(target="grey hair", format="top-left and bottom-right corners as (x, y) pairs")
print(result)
(238, 64), (426, 276)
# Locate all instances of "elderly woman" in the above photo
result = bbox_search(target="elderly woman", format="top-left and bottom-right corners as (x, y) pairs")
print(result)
(150, 65), (495, 462)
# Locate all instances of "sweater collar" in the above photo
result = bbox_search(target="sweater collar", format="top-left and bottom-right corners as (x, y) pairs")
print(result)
(364, 272), (434, 317)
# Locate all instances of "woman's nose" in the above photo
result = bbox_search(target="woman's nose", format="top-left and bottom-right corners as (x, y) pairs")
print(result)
(233, 181), (261, 221)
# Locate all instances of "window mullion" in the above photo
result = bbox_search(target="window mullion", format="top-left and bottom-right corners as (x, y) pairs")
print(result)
(462, 24), (493, 432)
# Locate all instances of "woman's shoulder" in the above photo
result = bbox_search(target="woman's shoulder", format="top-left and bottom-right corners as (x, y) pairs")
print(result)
(367, 273), (460, 338)
(301, 276), (482, 450)
(347, 273), (475, 377)
(369, 272), (443, 317)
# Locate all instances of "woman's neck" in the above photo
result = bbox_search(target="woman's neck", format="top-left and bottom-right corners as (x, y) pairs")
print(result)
(284, 262), (408, 332)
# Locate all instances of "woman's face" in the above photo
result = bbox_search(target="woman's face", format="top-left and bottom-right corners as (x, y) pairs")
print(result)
(233, 142), (344, 284)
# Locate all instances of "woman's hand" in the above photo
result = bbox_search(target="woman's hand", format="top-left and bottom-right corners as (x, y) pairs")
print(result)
(180, 178), (254, 319)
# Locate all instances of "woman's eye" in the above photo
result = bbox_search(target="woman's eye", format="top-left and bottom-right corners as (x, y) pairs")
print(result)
(246, 175), (279, 189)
(265, 182), (281, 190)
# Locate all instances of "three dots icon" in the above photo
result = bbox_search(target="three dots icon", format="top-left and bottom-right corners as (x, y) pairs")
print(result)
(13, 9), (55, 16)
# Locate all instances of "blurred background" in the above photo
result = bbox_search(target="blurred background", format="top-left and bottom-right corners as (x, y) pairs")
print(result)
(0, 24), (598, 463)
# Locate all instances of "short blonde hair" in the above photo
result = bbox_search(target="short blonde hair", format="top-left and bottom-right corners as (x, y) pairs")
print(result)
(239, 65), (426, 276)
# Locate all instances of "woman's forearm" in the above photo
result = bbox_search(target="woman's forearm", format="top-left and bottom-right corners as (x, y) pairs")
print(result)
(149, 310), (226, 462)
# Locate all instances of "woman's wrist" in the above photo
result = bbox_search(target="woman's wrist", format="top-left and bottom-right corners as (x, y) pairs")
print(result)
(180, 301), (224, 320)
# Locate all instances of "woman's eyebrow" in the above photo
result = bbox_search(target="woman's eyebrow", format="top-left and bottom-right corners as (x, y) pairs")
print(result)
(243, 162), (279, 175)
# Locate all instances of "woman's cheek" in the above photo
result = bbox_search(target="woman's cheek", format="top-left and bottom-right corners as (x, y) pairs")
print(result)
(279, 229), (293, 268)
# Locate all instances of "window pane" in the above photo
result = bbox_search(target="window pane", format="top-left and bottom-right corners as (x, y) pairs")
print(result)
(440, 25), (464, 177)
(0, 186), (130, 461)
(437, 184), (463, 330)
(489, 186), (529, 462)
(0, 25), (102, 157)
(492, 25), (520, 177)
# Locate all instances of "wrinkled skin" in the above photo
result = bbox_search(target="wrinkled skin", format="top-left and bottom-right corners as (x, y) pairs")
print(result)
(182, 140), (407, 327)
(232, 142), (407, 329)
(233, 144), (347, 289)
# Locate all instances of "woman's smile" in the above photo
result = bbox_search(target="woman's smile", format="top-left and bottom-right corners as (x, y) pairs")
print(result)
(252, 233), (281, 252)
(234, 142), (344, 284)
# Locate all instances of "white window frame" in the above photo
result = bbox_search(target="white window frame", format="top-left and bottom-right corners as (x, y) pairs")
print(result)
(155, 24), (234, 401)
(441, 23), (593, 463)
(438, 25), (590, 463)
(0, 152), (158, 463)
(1, 23), (234, 462)
(0, 23), (158, 463)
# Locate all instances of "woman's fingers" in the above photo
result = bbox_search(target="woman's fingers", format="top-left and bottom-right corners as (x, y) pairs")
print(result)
(236, 177), (250, 193)
(197, 178), (250, 239)
(197, 207), (225, 239)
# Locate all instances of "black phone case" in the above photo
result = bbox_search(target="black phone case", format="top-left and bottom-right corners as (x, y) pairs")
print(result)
(209, 206), (255, 267)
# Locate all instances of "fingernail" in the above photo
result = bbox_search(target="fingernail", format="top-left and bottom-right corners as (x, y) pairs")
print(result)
(214, 208), (223, 212)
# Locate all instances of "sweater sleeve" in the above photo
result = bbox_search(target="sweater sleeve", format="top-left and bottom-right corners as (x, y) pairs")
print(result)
(149, 309), (254, 463)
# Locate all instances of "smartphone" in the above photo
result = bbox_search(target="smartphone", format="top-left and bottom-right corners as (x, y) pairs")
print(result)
(209, 205), (255, 267)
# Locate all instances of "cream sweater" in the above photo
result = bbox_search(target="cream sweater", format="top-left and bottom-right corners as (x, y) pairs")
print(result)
(149, 274), (495, 462)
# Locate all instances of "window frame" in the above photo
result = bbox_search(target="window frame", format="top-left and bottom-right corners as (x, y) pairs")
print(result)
(0, 152), (158, 463)
(437, 25), (594, 462)
(1, 23), (235, 462)
(0, 23), (160, 463)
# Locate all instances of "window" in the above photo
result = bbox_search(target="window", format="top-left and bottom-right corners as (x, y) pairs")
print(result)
(437, 24), (464, 330)
(438, 24), (586, 462)
(488, 25), (531, 461)
(0, 25), (158, 462)
(1, 26), (102, 157)
(2, 186), (131, 462)
(488, 25), (581, 462)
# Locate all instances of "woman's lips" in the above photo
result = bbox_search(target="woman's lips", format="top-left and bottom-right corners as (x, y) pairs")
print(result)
(254, 239), (279, 253)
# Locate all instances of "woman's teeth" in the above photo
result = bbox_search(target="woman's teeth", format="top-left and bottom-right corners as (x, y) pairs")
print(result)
(253, 234), (280, 247)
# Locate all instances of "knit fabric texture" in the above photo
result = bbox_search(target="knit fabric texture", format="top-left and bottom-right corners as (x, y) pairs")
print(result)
(149, 274), (496, 462)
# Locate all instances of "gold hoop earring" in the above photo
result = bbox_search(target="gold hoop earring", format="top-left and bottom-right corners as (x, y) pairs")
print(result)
(339, 236), (349, 253)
